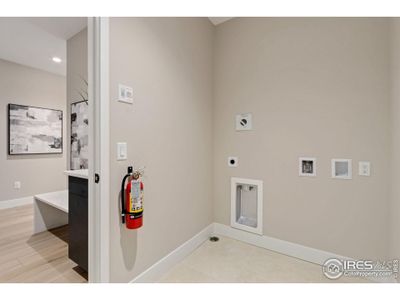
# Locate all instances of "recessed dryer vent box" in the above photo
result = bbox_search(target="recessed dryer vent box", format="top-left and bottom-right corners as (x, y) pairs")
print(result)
(231, 177), (263, 235)
(235, 113), (252, 131)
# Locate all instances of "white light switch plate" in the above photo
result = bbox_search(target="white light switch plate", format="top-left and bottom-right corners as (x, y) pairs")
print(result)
(117, 142), (127, 161)
(359, 161), (370, 176)
(118, 84), (133, 104)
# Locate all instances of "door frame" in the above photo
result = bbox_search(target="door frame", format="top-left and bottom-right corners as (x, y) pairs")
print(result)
(88, 17), (110, 283)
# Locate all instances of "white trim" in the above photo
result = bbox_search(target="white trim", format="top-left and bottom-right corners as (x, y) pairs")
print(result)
(299, 157), (317, 177)
(98, 17), (110, 283)
(331, 158), (352, 179)
(230, 177), (263, 235)
(88, 17), (110, 283)
(87, 16), (96, 283)
(131, 224), (214, 283)
(0, 196), (33, 209)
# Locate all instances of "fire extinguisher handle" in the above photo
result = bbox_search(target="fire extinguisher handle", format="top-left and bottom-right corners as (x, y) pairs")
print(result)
(120, 166), (133, 224)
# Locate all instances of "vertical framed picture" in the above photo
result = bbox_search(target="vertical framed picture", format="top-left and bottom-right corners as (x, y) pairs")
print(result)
(331, 159), (352, 179)
(299, 157), (316, 177)
(8, 104), (63, 155)
(71, 100), (88, 170)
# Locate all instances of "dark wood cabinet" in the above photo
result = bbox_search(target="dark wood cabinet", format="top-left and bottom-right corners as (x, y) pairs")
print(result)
(68, 176), (88, 271)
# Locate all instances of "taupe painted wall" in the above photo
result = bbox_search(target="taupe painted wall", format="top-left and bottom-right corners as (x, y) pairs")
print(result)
(108, 18), (214, 282)
(0, 59), (67, 202)
(213, 18), (391, 260)
(66, 28), (87, 170)
(390, 19), (400, 265)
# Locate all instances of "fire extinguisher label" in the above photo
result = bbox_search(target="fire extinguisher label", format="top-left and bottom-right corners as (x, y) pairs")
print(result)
(131, 180), (140, 198)
(130, 180), (143, 213)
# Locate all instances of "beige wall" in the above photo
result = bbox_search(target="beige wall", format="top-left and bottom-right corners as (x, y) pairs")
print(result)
(108, 18), (214, 282)
(390, 19), (400, 264)
(213, 18), (391, 260)
(0, 59), (67, 202)
(66, 28), (88, 170)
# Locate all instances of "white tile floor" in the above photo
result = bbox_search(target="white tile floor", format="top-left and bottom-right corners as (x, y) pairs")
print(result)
(160, 236), (369, 283)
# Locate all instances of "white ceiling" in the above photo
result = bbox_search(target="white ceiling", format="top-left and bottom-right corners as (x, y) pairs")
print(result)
(208, 17), (233, 26)
(0, 17), (228, 76)
(0, 17), (86, 76)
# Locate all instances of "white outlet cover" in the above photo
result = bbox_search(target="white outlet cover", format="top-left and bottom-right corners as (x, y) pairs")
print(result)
(14, 181), (21, 189)
(359, 161), (371, 176)
(117, 142), (127, 161)
(228, 156), (238, 167)
(118, 84), (133, 104)
(236, 113), (252, 131)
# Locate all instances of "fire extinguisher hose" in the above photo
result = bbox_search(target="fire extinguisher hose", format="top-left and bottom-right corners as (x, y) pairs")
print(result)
(120, 166), (133, 224)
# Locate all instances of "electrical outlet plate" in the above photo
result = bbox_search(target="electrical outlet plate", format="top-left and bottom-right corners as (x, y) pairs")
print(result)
(236, 113), (252, 131)
(118, 84), (133, 104)
(359, 161), (371, 176)
(14, 181), (21, 189)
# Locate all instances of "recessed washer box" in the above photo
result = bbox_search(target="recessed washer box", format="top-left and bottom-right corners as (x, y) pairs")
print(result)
(231, 177), (263, 235)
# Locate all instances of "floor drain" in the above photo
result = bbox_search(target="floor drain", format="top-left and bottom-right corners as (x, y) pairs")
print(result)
(209, 236), (219, 242)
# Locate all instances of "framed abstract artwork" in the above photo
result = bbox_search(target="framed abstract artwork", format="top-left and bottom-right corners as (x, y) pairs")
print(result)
(8, 104), (63, 155)
(70, 100), (88, 170)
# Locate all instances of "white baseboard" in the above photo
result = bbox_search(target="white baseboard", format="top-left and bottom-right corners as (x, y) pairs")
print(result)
(0, 196), (33, 210)
(131, 223), (214, 283)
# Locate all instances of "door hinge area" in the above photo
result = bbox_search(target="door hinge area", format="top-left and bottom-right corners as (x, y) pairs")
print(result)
(95, 173), (100, 183)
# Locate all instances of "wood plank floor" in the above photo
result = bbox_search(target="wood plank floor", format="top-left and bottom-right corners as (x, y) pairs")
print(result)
(0, 204), (87, 283)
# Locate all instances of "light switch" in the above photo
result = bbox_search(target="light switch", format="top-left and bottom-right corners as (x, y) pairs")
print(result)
(358, 161), (371, 176)
(117, 142), (127, 161)
(118, 84), (133, 104)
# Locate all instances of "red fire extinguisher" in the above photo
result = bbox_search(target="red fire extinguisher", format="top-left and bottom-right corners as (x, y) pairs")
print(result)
(121, 166), (144, 229)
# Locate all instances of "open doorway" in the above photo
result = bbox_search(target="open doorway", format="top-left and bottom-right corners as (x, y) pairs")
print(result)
(0, 17), (90, 283)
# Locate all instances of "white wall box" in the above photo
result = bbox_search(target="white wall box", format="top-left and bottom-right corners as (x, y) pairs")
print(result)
(331, 159), (352, 179)
(228, 156), (238, 167)
(118, 84), (133, 104)
(359, 161), (371, 176)
(235, 113), (252, 131)
(231, 177), (263, 235)
(117, 142), (128, 160)
(299, 157), (317, 177)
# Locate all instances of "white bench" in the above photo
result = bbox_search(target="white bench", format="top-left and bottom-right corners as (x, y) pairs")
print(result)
(33, 190), (68, 234)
